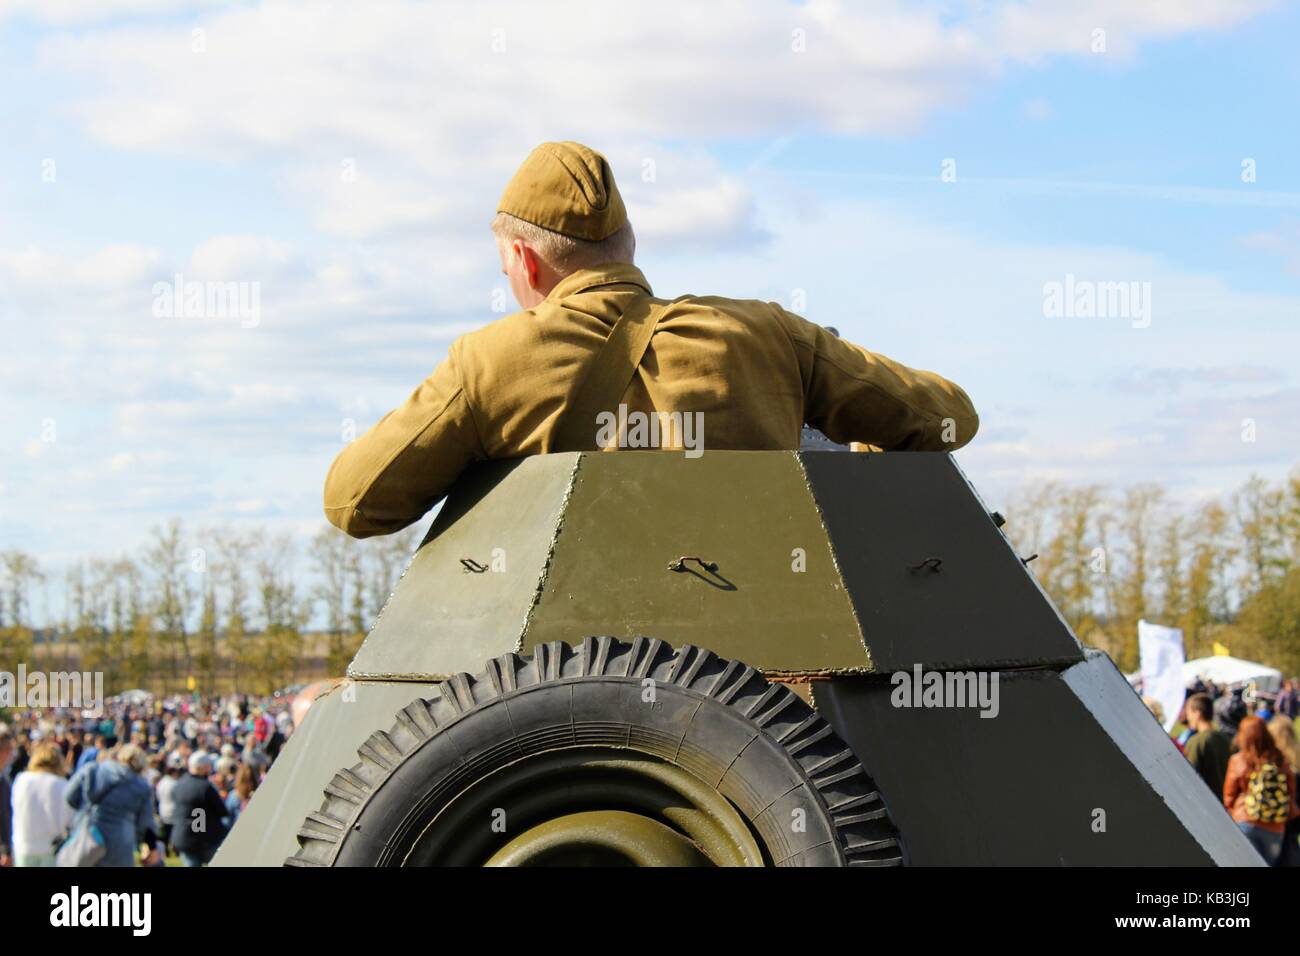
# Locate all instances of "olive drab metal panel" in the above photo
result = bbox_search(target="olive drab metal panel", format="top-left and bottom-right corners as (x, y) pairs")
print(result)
(521, 451), (870, 673)
(348, 456), (580, 680)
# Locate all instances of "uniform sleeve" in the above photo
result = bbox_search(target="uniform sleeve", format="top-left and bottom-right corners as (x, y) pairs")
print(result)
(324, 342), (486, 538)
(778, 308), (979, 451)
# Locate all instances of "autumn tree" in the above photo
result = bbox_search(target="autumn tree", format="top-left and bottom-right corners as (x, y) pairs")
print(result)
(213, 529), (256, 694)
(145, 520), (195, 683)
(313, 526), (353, 676)
(253, 533), (307, 694)
(0, 549), (41, 668)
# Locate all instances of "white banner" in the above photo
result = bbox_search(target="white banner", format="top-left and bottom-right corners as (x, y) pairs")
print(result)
(1138, 620), (1186, 732)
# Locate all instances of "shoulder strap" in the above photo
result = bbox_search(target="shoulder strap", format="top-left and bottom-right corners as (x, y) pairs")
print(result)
(552, 295), (666, 452)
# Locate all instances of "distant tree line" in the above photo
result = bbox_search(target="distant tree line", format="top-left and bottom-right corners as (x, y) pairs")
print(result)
(0, 522), (422, 696)
(1003, 469), (1300, 675)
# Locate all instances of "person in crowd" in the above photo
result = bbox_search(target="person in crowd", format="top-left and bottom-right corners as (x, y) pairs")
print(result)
(156, 751), (184, 853)
(1215, 689), (1248, 736)
(1183, 693), (1234, 797)
(170, 752), (230, 867)
(0, 724), (14, 867)
(224, 762), (259, 827)
(1277, 679), (1299, 721)
(10, 730), (31, 777)
(213, 755), (239, 799)
(1173, 698), (1196, 751)
(64, 731), (84, 770)
(1268, 715), (1300, 867)
(10, 742), (74, 866)
(1255, 695), (1275, 722)
(144, 752), (164, 788)
(1269, 716), (1298, 771)
(65, 743), (162, 867)
(265, 720), (287, 761)
(1223, 715), (1300, 866)
(74, 733), (106, 772)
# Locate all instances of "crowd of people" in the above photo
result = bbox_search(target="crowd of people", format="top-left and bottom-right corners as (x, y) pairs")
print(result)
(1145, 676), (1300, 866)
(4, 674), (1299, 867)
(0, 691), (296, 867)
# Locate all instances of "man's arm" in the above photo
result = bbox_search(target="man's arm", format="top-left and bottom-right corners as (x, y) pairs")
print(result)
(324, 345), (485, 538)
(779, 309), (979, 451)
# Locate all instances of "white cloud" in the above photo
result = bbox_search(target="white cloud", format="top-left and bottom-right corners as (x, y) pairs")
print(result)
(74, 243), (162, 287)
(988, 0), (1273, 62)
(1, 243), (161, 297)
(30, 0), (1273, 243)
(189, 235), (295, 279)
(630, 180), (767, 249)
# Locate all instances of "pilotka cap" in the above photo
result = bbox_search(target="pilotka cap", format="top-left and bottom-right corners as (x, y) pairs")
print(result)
(497, 141), (628, 241)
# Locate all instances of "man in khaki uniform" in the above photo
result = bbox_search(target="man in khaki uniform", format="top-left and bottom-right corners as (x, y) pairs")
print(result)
(325, 141), (979, 538)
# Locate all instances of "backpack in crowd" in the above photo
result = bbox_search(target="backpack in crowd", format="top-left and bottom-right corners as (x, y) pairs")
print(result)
(1245, 762), (1290, 824)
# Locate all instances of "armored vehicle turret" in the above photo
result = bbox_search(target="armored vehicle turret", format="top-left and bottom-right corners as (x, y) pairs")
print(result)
(217, 451), (1258, 867)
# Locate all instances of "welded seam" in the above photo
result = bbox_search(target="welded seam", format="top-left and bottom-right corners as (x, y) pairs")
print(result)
(514, 452), (584, 654)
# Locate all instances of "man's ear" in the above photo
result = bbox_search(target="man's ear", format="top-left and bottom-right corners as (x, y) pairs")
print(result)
(519, 243), (542, 290)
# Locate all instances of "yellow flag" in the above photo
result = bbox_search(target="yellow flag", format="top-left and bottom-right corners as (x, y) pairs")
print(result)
(1212, 642), (1231, 657)
(186, 674), (197, 690)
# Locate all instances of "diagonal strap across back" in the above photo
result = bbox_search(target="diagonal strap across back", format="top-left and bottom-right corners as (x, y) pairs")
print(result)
(551, 295), (667, 452)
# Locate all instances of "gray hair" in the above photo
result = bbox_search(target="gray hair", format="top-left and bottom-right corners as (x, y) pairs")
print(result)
(492, 212), (635, 276)
(117, 743), (148, 773)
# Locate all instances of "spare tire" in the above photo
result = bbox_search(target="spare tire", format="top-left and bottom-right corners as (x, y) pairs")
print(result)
(287, 637), (903, 867)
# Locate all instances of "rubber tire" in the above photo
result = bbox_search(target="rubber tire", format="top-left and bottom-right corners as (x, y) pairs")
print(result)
(287, 637), (904, 867)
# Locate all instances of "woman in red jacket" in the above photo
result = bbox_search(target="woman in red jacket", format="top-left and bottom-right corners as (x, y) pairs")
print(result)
(1223, 716), (1299, 865)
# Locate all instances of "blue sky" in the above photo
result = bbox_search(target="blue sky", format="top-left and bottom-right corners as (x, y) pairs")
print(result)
(1, 0), (1298, 600)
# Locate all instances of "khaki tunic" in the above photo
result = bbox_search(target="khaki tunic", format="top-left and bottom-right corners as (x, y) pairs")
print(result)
(325, 263), (978, 537)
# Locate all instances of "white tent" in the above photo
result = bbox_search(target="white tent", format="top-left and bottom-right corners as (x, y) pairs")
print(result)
(1183, 656), (1282, 693)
